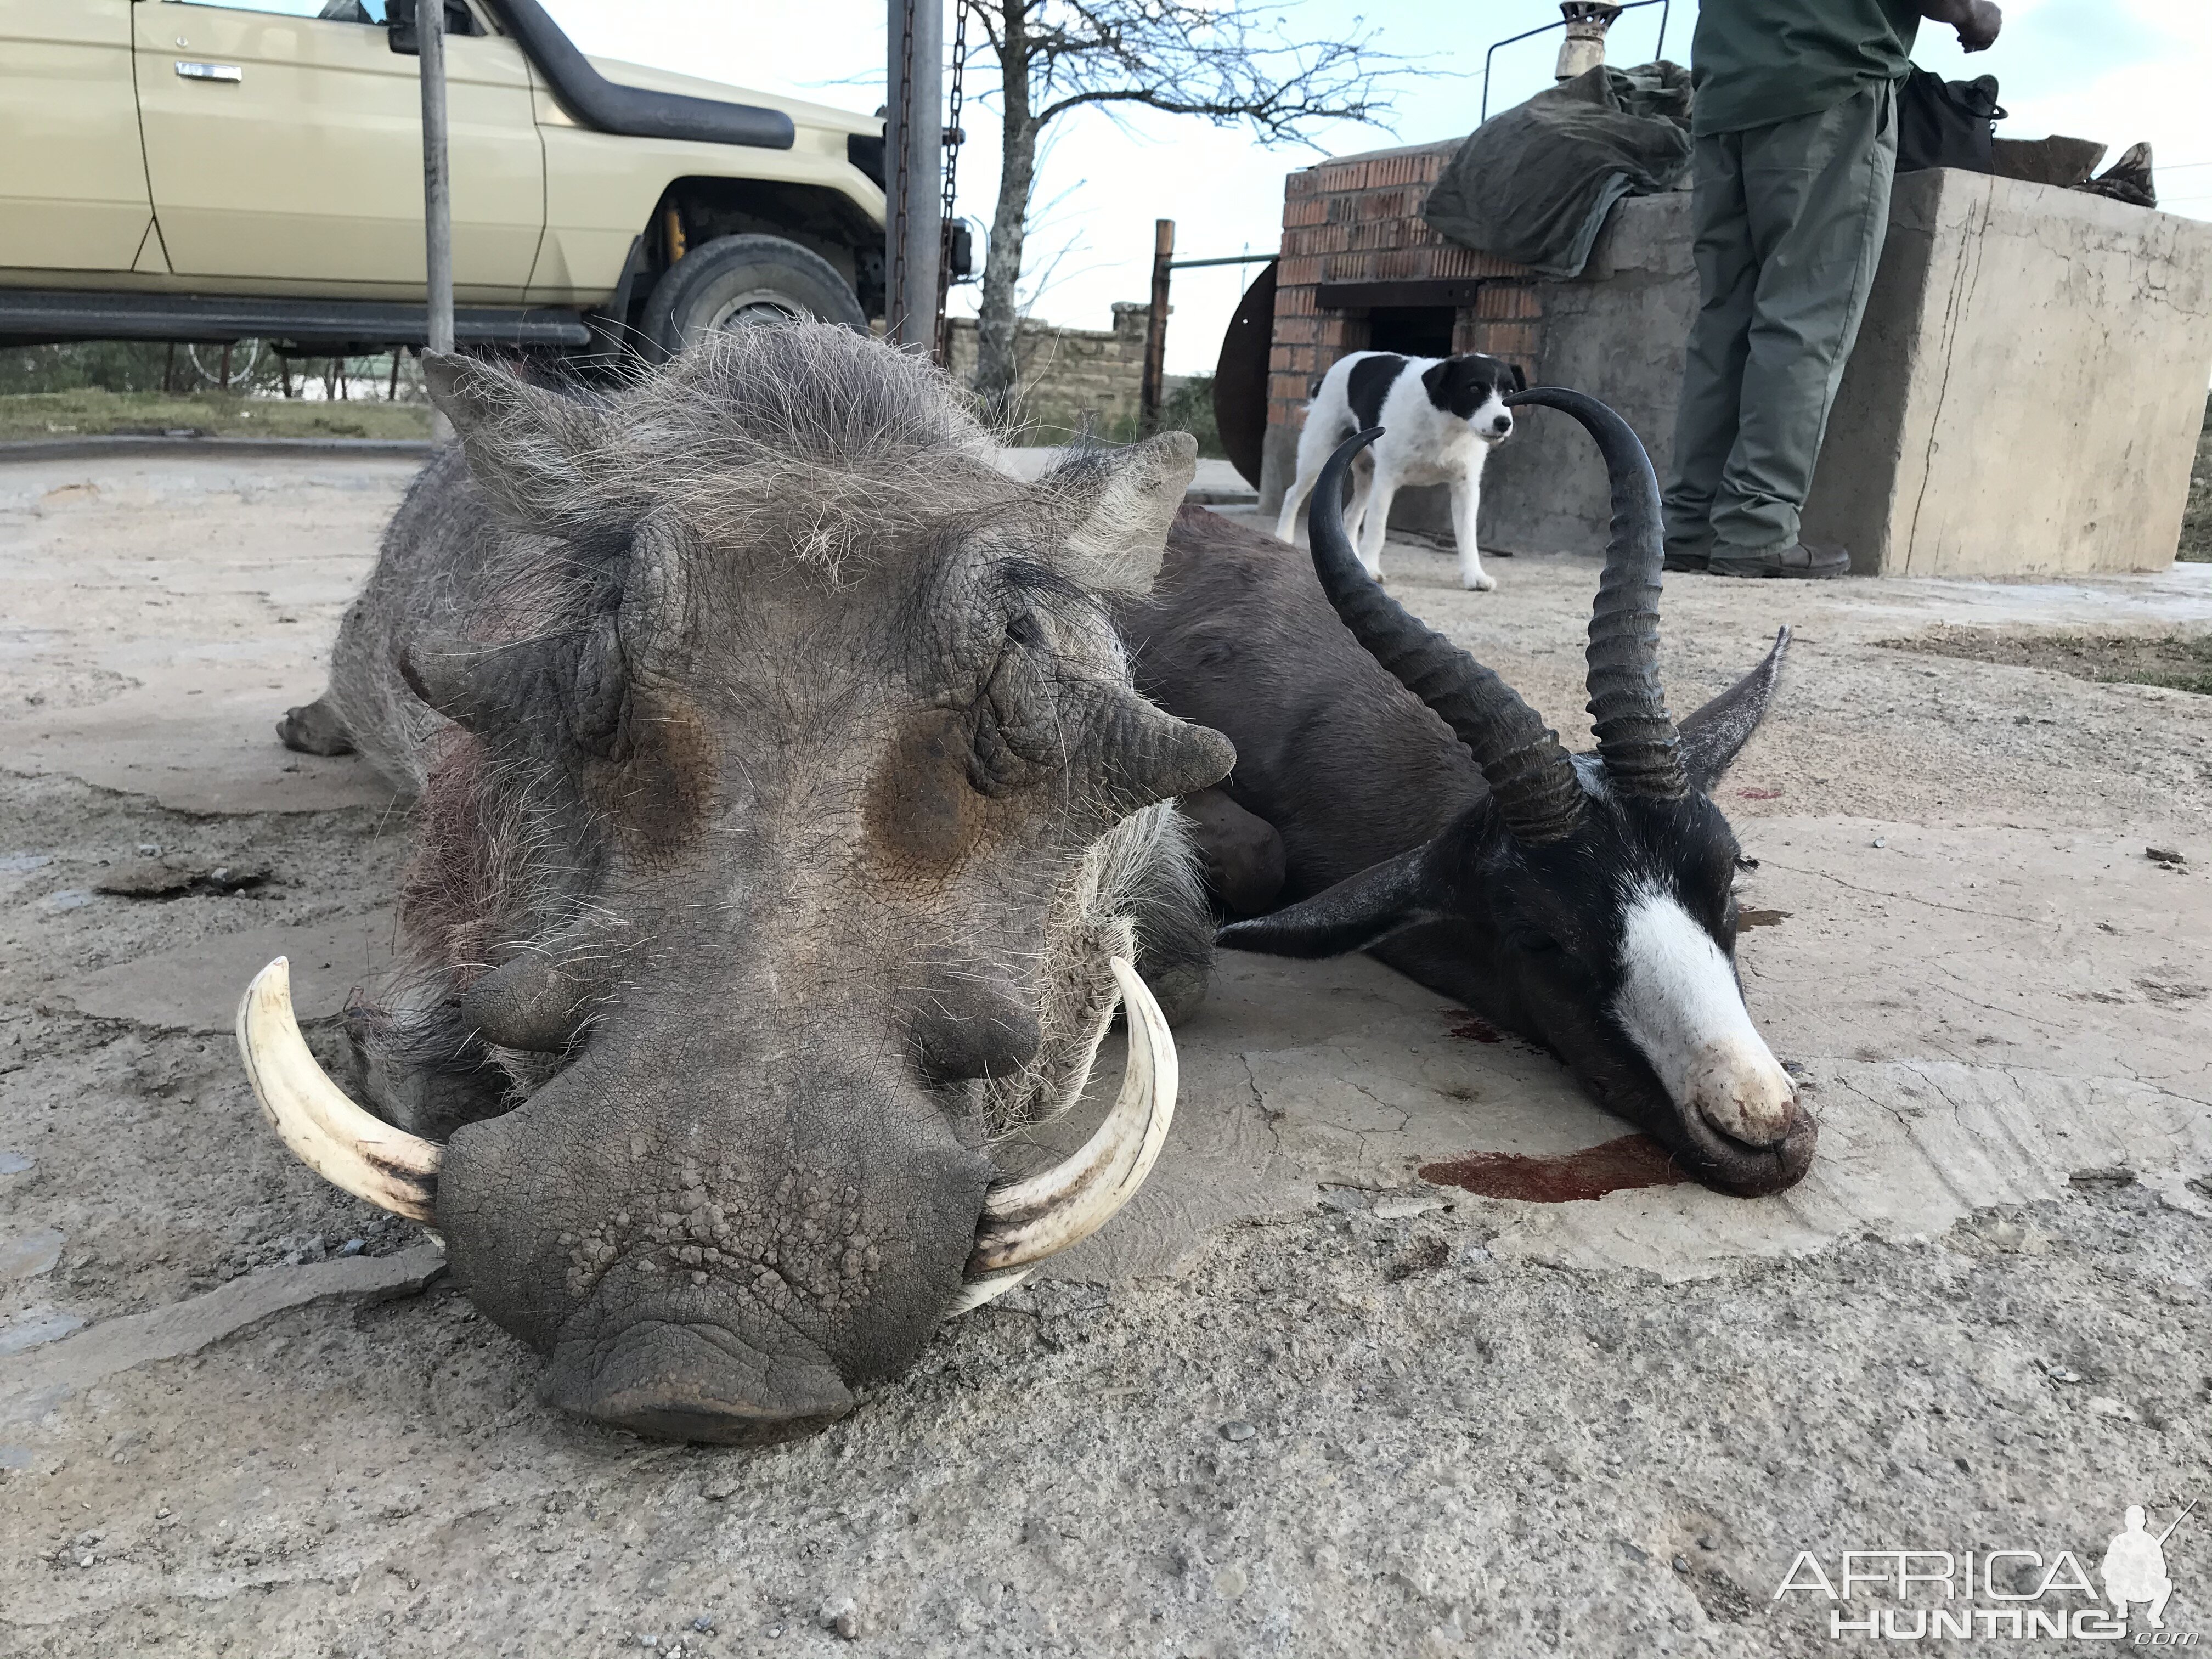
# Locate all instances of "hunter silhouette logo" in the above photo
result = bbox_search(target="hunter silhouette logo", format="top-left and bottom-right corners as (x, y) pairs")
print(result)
(1775, 1497), (2198, 1642)
(2103, 1502), (2192, 1630)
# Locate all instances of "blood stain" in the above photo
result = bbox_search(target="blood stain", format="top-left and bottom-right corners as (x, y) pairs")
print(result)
(1445, 1009), (1504, 1043)
(1738, 787), (1782, 800)
(1738, 908), (1791, 929)
(1418, 1135), (1689, 1203)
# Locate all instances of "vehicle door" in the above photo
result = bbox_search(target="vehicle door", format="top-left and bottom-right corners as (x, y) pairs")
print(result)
(132, 0), (543, 296)
(0, 0), (159, 272)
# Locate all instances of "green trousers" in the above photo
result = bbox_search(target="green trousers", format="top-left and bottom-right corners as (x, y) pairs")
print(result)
(1662, 80), (1898, 556)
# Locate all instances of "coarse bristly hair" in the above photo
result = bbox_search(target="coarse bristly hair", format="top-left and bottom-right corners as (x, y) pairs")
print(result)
(466, 323), (1016, 581)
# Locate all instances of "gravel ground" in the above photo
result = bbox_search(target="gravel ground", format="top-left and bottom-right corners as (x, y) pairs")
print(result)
(1886, 623), (2212, 696)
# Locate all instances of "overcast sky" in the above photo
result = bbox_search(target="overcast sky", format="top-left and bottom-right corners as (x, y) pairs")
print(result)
(540, 0), (2212, 376)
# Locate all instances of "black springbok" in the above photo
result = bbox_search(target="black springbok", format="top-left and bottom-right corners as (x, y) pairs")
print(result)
(1120, 389), (1812, 1196)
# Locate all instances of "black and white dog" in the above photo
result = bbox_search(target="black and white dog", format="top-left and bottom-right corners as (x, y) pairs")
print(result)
(1275, 351), (1525, 590)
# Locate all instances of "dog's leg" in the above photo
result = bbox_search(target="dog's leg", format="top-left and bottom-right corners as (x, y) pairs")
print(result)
(1358, 473), (1397, 580)
(1452, 476), (1494, 592)
(1276, 410), (1342, 546)
(1275, 464), (1319, 545)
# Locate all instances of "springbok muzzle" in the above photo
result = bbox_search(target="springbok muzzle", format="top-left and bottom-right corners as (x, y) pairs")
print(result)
(234, 954), (1178, 1315)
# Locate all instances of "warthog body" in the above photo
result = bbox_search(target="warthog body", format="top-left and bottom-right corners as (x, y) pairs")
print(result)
(269, 326), (1231, 1438)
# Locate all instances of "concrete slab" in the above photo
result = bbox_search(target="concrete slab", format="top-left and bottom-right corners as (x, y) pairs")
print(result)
(0, 689), (399, 814)
(0, 1242), (445, 1432)
(54, 909), (395, 1032)
(0, 452), (415, 815)
(1019, 951), (1618, 1284)
(1025, 815), (2211, 1286)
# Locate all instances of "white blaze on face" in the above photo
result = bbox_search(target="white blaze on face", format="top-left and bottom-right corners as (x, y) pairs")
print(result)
(1611, 881), (1796, 1147)
(1470, 390), (1514, 442)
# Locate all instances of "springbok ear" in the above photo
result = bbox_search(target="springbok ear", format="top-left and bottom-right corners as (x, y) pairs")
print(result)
(422, 351), (618, 537)
(1680, 627), (1790, 793)
(1045, 431), (1199, 595)
(1216, 843), (1439, 960)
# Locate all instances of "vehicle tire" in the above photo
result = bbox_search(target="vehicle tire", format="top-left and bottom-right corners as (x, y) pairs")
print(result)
(641, 234), (866, 357)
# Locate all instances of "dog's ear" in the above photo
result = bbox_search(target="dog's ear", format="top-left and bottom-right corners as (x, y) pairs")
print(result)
(1420, 359), (1453, 403)
(1509, 362), (1528, 394)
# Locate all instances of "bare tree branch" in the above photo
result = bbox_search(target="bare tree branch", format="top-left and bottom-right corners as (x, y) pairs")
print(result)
(966, 0), (1410, 413)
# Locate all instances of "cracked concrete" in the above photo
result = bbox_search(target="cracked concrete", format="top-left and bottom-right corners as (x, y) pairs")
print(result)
(2, 453), (2209, 1654)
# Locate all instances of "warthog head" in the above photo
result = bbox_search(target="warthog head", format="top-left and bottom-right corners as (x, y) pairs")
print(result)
(237, 325), (1232, 1440)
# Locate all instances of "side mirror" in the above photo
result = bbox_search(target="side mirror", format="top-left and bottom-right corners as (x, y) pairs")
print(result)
(388, 0), (476, 55)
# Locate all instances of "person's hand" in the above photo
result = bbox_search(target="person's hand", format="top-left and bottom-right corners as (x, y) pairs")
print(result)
(1956, 0), (2001, 51)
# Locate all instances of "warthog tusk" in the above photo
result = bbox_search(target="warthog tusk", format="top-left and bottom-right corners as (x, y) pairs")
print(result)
(964, 956), (1177, 1279)
(235, 957), (441, 1223)
(945, 1267), (1034, 1314)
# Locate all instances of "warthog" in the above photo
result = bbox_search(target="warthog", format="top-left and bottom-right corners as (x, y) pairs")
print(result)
(246, 325), (1233, 1440)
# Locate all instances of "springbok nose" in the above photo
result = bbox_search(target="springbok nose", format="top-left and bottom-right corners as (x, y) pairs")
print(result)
(1685, 1039), (1798, 1147)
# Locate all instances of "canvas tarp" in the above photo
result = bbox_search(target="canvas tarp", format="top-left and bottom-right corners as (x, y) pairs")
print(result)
(1423, 61), (1694, 280)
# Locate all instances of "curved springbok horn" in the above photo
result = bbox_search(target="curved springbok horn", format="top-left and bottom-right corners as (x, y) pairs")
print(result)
(1505, 387), (1686, 800)
(236, 958), (441, 1223)
(1304, 427), (1583, 844)
(963, 957), (1177, 1295)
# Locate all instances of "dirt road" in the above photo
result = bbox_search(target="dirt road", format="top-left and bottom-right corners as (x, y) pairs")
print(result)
(2, 448), (2209, 1656)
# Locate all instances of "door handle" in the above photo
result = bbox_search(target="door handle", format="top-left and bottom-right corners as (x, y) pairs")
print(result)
(174, 61), (244, 82)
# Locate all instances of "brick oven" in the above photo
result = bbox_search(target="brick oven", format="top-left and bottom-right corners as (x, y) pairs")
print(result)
(1260, 139), (1544, 522)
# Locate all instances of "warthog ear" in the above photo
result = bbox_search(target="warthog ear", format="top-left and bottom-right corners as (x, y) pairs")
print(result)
(1044, 432), (1199, 596)
(400, 611), (627, 754)
(422, 352), (620, 538)
(1679, 627), (1790, 794)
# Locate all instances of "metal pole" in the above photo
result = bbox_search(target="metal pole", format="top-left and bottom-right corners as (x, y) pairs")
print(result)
(884, 0), (943, 352)
(1140, 219), (1173, 432)
(419, 0), (455, 441)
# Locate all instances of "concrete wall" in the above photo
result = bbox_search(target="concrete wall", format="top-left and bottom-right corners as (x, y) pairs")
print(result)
(1476, 192), (1698, 555)
(1800, 170), (2212, 576)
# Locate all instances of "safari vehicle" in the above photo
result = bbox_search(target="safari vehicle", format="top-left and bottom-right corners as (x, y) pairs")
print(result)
(0, 0), (896, 360)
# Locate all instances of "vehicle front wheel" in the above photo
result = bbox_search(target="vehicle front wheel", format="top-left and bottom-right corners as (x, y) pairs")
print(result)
(640, 234), (866, 357)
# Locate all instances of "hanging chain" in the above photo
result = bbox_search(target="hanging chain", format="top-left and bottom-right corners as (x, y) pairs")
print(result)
(933, 0), (969, 364)
(886, 0), (919, 344)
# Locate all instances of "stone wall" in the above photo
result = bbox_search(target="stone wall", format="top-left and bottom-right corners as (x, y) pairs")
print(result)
(943, 302), (1156, 439)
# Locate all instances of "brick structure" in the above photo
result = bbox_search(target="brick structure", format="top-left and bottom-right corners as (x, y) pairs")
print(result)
(1261, 139), (1542, 517)
(943, 302), (1161, 441)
